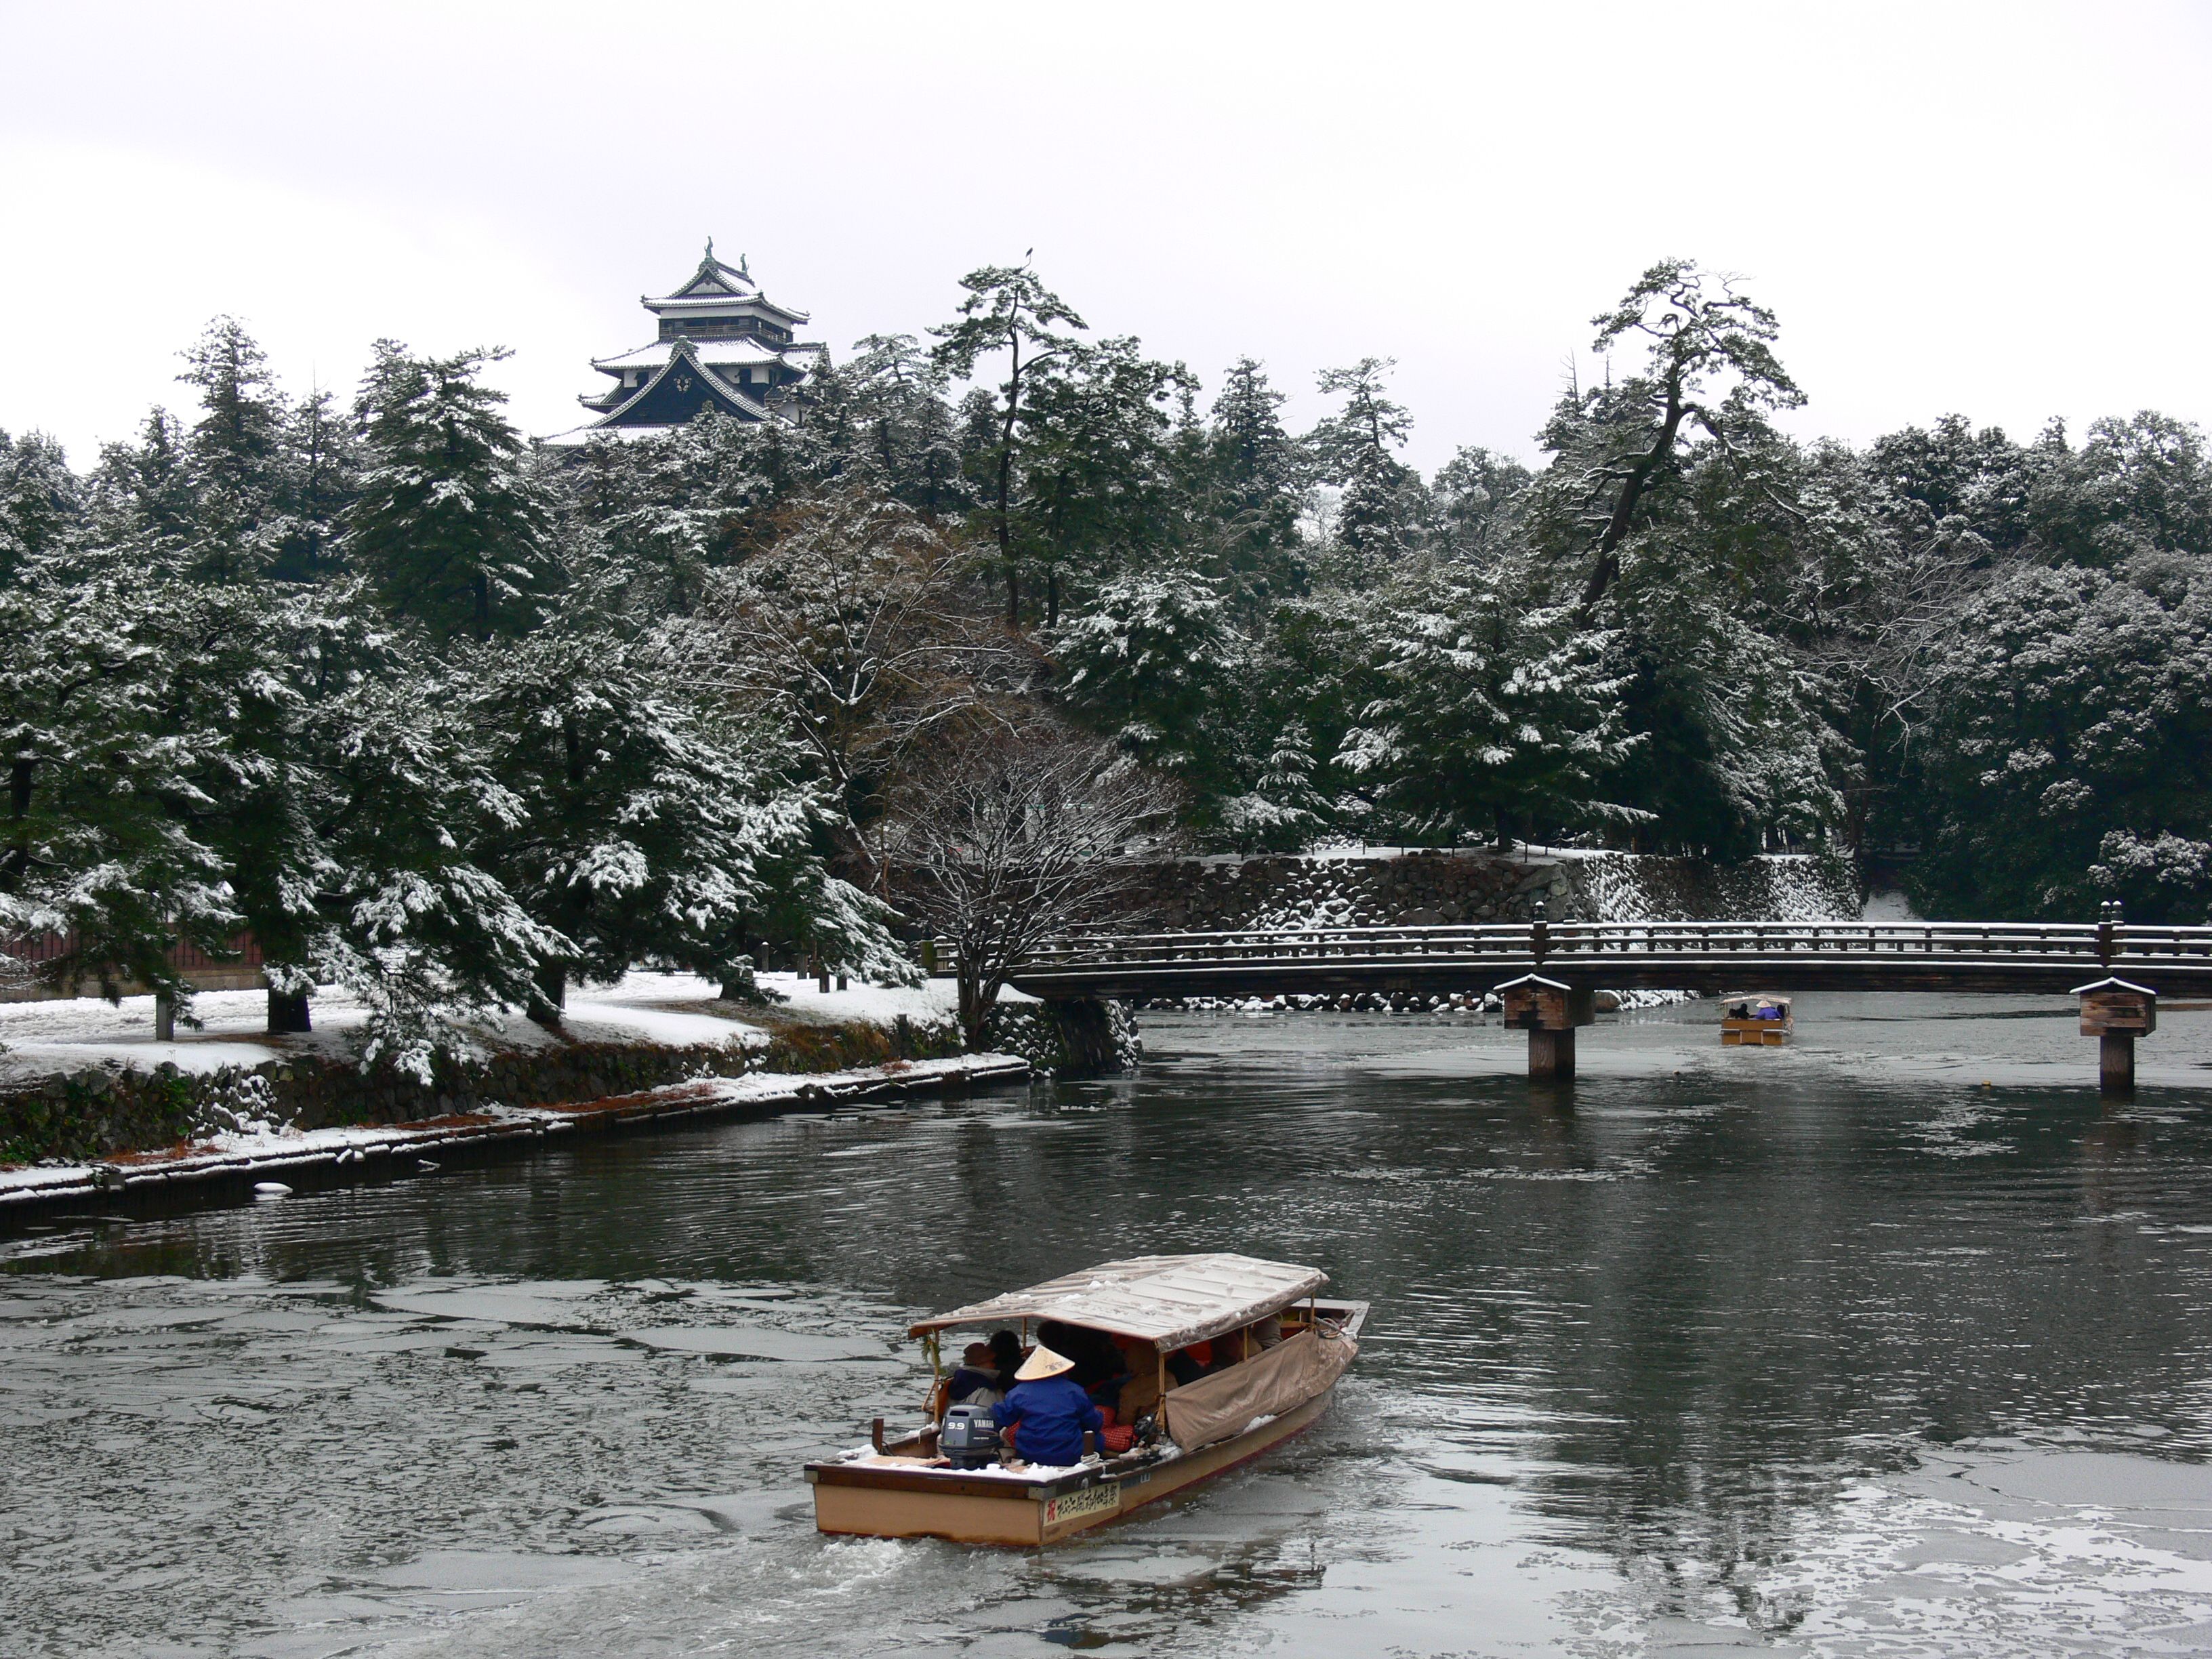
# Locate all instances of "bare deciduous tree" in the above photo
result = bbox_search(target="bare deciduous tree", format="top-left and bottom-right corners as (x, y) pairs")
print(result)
(681, 489), (1025, 885)
(880, 721), (1176, 1047)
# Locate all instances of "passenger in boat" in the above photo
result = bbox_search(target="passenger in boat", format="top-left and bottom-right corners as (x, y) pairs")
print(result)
(1165, 1338), (1215, 1388)
(1038, 1319), (1132, 1409)
(945, 1343), (1006, 1408)
(987, 1328), (1023, 1387)
(991, 1345), (1105, 1468)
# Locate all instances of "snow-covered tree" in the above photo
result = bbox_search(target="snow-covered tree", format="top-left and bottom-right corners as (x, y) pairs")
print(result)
(930, 262), (1087, 624)
(1336, 556), (1640, 846)
(1308, 358), (1424, 586)
(829, 333), (968, 515)
(1051, 566), (1237, 792)
(686, 489), (1011, 882)
(348, 343), (556, 640)
(1914, 561), (2212, 920)
(175, 316), (289, 584)
(0, 428), (81, 585)
(1219, 718), (1326, 851)
(1018, 335), (1193, 623)
(0, 561), (237, 1004)
(1187, 356), (1307, 608)
(466, 617), (899, 1013)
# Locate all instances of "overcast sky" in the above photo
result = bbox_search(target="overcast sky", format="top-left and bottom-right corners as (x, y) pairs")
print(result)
(3, 1), (2208, 472)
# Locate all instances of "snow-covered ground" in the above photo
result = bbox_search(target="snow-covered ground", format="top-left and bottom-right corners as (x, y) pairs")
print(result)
(0, 970), (991, 1086)
(0, 1051), (1031, 1208)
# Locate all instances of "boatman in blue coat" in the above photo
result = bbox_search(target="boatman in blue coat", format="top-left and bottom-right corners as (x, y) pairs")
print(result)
(991, 1343), (1105, 1467)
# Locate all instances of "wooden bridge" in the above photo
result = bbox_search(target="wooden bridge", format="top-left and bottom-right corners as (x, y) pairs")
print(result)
(1006, 912), (2204, 1093)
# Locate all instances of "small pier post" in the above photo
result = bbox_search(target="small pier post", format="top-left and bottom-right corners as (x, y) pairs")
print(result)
(2100, 1031), (2136, 1097)
(1500, 973), (1593, 1082)
(2076, 970), (2155, 1102)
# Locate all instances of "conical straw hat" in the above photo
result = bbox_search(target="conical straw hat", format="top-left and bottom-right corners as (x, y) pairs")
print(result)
(1015, 1344), (1073, 1380)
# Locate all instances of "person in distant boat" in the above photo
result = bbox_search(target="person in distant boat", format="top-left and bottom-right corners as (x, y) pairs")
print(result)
(945, 1343), (1006, 1407)
(991, 1345), (1105, 1468)
(987, 1329), (1023, 1389)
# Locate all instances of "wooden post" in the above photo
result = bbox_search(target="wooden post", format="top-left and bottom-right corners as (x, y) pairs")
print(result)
(2076, 976), (2154, 1102)
(1500, 972), (1589, 1082)
(153, 988), (176, 1044)
(2101, 1032), (2135, 1098)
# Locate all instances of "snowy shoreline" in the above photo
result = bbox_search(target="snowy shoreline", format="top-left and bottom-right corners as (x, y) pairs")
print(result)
(0, 1052), (1029, 1214)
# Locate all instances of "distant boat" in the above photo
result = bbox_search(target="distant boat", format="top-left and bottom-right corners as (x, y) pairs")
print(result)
(806, 1252), (1367, 1546)
(1720, 992), (1793, 1046)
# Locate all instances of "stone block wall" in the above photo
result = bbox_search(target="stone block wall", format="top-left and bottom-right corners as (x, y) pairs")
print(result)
(1124, 848), (1860, 933)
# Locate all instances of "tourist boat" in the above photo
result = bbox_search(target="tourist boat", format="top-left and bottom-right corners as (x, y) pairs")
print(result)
(805, 1252), (1366, 1546)
(1719, 991), (1794, 1046)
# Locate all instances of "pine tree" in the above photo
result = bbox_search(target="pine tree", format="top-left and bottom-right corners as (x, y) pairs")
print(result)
(0, 428), (80, 586)
(347, 343), (555, 640)
(1052, 566), (1236, 795)
(1335, 554), (1639, 846)
(466, 618), (895, 1014)
(930, 262), (1086, 624)
(176, 316), (289, 583)
(1309, 359), (1422, 586)
(0, 560), (238, 1005)
(1189, 356), (1307, 607)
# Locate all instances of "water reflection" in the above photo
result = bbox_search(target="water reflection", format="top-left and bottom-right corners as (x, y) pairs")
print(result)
(5, 996), (2212, 1654)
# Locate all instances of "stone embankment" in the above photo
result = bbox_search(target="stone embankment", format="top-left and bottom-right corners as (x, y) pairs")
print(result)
(1128, 846), (1860, 933)
(0, 1054), (1029, 1216)
(0, 974), (1101, 1211)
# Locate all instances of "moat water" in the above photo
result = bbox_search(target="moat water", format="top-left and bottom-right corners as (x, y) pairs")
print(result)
(7, 994), (2212, 1656)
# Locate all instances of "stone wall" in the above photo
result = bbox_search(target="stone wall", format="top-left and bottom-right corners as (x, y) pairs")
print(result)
(987, 998), (1143, 1076)
(1126, 848), (1860, 933)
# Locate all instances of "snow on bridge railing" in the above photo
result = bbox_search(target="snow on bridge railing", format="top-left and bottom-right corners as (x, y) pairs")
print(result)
(1014, 920), (2212, 970)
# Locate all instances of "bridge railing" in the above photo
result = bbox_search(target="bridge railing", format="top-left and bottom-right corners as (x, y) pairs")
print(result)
(1014, 920), (2212, 971)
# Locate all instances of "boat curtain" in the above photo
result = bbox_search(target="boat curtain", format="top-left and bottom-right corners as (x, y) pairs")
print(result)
(1160, 1326), (1358, 1452)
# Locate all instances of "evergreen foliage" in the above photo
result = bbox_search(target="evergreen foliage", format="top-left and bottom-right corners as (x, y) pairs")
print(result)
(7, 240), (2212, 1068)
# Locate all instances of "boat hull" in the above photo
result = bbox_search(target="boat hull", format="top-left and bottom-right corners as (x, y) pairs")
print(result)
(810, 1388), (1335, 1547)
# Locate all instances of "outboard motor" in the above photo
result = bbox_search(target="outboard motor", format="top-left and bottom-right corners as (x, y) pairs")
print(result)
(939, 1405), (1002, 1468)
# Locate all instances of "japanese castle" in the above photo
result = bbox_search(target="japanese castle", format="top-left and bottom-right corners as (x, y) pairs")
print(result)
(552, 243), (822, 441)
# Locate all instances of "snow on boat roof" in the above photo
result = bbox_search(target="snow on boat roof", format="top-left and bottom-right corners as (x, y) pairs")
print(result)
(908, 1253), (1328, 1350)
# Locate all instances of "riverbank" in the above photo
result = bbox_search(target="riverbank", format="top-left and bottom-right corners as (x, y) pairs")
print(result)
(0, 1051), (1029, 1216)
(0, 971), (1067, 1179)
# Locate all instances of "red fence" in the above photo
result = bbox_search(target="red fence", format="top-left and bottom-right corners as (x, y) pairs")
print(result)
(1, 931), (266, 996)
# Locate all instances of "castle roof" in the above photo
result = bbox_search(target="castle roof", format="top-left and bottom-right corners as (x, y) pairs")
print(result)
(547, 241), (816, 444)
(591, 335), (821, 375)
(642, 243), (809, 326)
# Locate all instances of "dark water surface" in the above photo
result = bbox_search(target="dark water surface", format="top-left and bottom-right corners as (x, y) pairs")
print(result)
(8, 995), (2212, 1656)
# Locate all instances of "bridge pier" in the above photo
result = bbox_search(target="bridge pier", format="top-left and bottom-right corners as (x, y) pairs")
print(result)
(2100, 1033), (2135, 1098)
(2077, 977), (2155, 1102)
(1500, 974), (1593, 1082)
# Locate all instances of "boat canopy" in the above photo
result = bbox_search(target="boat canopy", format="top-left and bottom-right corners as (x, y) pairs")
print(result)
(908, 1253), (1328, 1351)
